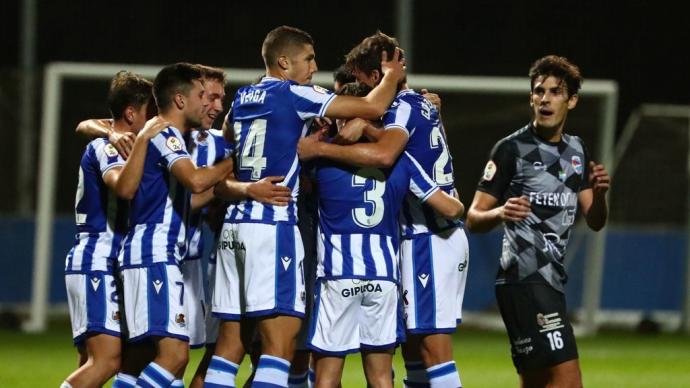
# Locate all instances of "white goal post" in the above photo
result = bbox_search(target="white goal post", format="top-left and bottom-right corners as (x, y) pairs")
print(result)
(25, 61), (618, 333)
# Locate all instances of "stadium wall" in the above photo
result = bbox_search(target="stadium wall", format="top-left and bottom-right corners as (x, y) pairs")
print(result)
(1, 217), (685, 313)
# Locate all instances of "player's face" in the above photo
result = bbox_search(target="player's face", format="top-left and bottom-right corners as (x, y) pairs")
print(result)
(184, 79), (209, 129)
(287, 44), (318, 85)
(200, 78), (225, 130)
(530, 75), (578, 131)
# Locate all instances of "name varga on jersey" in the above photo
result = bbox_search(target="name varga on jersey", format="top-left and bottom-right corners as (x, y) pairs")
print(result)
(239, 89), (266, 105)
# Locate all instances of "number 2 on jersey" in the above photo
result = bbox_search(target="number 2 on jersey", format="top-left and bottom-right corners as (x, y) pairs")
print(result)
(430, 126), (453, 185)
(352, 168), (386, 228)
(236, 119), (268, 180)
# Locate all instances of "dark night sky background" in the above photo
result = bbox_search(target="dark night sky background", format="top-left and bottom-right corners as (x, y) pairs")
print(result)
(0, 0), (688, 215)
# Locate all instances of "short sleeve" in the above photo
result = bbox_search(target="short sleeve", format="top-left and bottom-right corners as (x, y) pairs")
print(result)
(383, 99), (411, 136)
(476, 139), (516, 200)
(150, 129), (191, 169)
(289, 84), (336, 120)
(403, 151), (439, 202)
(579, 137), (592, 191)
(94, 139), (125, 177)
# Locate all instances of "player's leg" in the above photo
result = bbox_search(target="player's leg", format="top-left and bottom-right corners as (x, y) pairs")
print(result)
(244, 222), (307, 387)
(496, 283), (580, 388)
(122, 263), (190, 387)
(400, 229), (467, 388)
(359, 280), (398, 388)
(191, 249), (220, 388)
(205, 223), (247, 387)
(65, 333), (121, 386)
(63, 272), (123, 386)
(307, 279), (362, 388)
(312, 353), (345, 388)
(361, 349), (394, 388)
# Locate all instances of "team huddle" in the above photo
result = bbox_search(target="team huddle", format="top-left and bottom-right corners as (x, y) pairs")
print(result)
(61, 25), (610, 388)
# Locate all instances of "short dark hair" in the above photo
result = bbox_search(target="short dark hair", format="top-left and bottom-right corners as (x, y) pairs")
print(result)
(107, 71), (152, 120)
(529, 55), (583, 97)
(345, 31), (400, 76)
(261, 26), (314, 67)
(153, 63), (204, 111)
(336, 82), (372, 97)
(333, 65), (355, 86)
(196, 64), (226, 86)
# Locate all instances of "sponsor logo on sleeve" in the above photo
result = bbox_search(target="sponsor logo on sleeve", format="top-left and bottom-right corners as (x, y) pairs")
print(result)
(482, 160), (497, 181)
(166, 136), (183, 152)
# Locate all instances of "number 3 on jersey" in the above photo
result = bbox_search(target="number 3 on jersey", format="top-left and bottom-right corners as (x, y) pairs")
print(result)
(236, 119), (267, 180)
(352, 168), (386, 228)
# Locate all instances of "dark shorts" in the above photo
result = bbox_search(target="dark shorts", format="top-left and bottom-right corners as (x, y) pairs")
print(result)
(495, 282), (578, 373)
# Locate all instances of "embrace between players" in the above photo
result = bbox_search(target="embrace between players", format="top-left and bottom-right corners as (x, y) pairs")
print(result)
(61, 25), (610, 388)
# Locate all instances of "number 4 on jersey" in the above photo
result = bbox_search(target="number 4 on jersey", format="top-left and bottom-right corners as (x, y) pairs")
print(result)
(236, 119), (268, 180)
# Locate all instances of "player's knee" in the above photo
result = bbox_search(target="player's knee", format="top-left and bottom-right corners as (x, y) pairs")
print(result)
(97, 355), (121, 378)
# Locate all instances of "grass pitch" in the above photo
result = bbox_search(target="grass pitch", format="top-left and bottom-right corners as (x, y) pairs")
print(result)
(1, 319), (689, 387)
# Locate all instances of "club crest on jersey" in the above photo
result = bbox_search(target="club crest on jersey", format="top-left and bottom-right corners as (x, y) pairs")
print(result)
(175, 313), (186, 327)
(482, 161), (497, 181)
(104, 143), (119, 158)
(166, 136), (183, 152)
(111, 310), (121, 322)
(571, 156), (583, 175)
(312, 85), (328, 94)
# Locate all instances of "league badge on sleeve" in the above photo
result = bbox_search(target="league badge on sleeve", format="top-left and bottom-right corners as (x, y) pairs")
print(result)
(104, 143), (119, 158)
(312, 85), (328, 94)
(571, 155), (583, 175)
(166, 136), (183, 152)
(482, 160), (497, 181)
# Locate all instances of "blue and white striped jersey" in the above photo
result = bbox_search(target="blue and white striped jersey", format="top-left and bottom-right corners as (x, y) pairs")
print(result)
(185, 128), (233, 260)
(225, 77), (335, 225)
(383, 89), (462, 237)
(65, 138), (126, 273)
(119, 126), (192, 268)
(315, 151), (439, 282)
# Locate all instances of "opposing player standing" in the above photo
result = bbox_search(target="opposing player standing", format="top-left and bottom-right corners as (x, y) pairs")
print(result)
(298, 32), (468, 388)
(61, 71), (165, 388)
(115, 63), (233, 388)
(205, 25), (405, 388)
(466, 55), (610, 388)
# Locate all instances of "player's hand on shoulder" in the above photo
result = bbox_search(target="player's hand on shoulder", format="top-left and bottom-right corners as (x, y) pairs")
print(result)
(380, 47), (406, 82)
(500, 195), (531, 222)
(139, 117), (170, 141)
(588, 161), (610, 196)
(334, 118), (368, 145)
(297, 127), (328, 161)
(421, 89), (441, 113)
(247, 176), (291, 206)
(109, 130), (136, 160)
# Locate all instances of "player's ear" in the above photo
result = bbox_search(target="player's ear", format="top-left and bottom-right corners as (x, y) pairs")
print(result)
(174, 93), (185, 110)
(124, 106), (135, 124)
(372, 70), (381, 84)
(278, 55), (289, 71)
(529, 92), (534, 108)
(567, 93), (579, 110)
